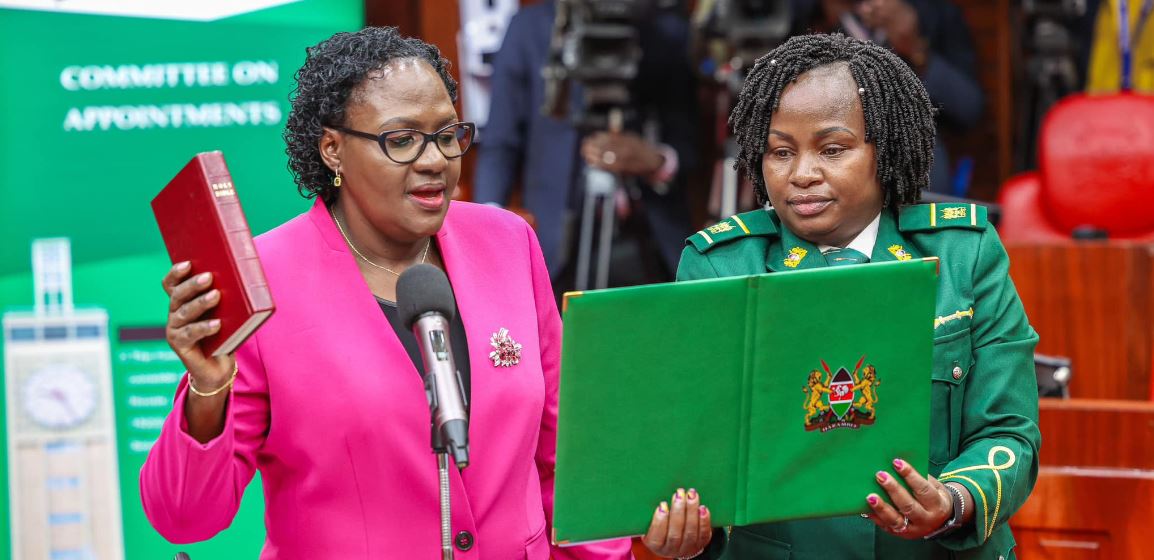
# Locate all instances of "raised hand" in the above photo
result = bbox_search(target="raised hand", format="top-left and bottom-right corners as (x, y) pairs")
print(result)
(162, 261), (235, 441)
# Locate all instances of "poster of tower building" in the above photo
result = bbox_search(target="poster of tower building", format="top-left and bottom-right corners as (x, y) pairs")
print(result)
(4, 240), (123, 560)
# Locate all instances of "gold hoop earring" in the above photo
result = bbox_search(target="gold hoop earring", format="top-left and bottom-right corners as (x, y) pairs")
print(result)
(333, 165), (342, 188)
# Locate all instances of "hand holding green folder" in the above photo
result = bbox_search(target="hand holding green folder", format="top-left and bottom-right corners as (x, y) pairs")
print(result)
(553, 258), (938, 545)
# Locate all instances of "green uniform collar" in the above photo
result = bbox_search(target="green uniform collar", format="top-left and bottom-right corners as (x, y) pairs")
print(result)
(766, 211), (918, 272)
(765, 219), (823, 272)
(871, 211), (922, 263)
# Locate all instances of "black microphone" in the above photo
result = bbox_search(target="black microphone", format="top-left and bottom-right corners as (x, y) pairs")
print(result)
(397, 264), (469, 469)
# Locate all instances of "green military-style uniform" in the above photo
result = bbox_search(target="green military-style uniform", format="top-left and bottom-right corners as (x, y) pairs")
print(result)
(681, 203), (1040, 560)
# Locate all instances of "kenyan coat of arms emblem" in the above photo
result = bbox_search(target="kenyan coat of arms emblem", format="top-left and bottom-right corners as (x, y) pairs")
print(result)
(803, 356), (881, 432)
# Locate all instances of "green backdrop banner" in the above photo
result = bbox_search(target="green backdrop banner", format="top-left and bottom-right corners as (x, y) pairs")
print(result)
(0, 2), (363, 558)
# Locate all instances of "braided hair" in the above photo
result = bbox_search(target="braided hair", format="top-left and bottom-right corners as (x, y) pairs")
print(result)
(284, 26), (458, 204)
(730, 33), (935, 208)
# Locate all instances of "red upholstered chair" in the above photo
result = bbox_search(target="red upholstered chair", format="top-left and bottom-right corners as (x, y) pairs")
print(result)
(997, 93), (1154, 242)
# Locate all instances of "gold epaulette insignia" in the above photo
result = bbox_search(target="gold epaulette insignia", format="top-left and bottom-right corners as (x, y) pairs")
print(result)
(941, 206), (968, 220)
(887, 245), (912, 261)
(898, 203), (987, 232)
(707, 221), (735, 235)
(687, 209), (777, 252)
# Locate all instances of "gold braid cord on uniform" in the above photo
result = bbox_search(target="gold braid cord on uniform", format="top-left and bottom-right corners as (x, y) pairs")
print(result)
(938, 446), (1017, 540)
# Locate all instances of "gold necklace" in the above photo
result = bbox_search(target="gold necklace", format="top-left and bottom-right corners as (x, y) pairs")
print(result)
(330, 209), (430, 277)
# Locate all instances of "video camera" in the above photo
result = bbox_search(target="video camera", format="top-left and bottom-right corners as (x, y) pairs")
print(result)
(697, 0), (790, 95)
(1012, 0), (1086, 170)
(540, 0), (653, 131)
(694, 0), (789, 219)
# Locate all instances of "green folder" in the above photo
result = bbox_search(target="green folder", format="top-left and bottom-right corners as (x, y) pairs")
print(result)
(553, 258), (938, 545)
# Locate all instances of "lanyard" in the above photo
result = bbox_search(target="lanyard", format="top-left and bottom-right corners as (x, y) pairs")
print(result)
(1119, 0), (1154, 90)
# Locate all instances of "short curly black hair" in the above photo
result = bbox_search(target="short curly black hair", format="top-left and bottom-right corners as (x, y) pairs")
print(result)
(284, 26), (458, 204)
(730, 33), (936, 208)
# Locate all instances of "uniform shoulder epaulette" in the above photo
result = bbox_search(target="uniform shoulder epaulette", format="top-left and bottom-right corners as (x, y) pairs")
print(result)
(899, 202), (988, 233)
(687, 208), (778, 252)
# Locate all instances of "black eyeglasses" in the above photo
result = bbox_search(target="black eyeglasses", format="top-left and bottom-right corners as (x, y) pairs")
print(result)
(333, 122), (476, 164)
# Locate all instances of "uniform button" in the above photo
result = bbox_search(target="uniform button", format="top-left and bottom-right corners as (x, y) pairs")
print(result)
(454, 530), (474, 551)
(952, 366), (963, 380)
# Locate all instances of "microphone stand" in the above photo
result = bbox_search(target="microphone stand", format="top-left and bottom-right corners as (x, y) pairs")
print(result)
(426, 376), (468, 560)
(430, 427), (455, 559)
(437, 446), (454, 560)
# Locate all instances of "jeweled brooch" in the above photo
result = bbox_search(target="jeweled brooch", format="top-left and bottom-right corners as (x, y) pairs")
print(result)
(489, 328), (522, 367)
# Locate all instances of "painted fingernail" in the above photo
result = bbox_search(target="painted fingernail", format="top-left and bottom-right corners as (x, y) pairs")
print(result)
(699, 505), (708, 517)
(197, 272), (211, 285)
(687, 488), (698, 500)
(175, 261), (191, 272)
(208, 319), (221, 329)
(876, 471), (889, 483)
(674, 488), (685, 502)
(893, 458), (906, 470)
(658, 502), (668, 514)
(867, 495), (879, 506)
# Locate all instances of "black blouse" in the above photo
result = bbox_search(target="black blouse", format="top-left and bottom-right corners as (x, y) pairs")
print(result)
(377, 297), (471, 405)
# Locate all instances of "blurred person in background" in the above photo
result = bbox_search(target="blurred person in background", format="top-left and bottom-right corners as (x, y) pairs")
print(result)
(792, 0), (984, 194)
(474, 0), (698, 295)
(1084, 0), (1153, 93)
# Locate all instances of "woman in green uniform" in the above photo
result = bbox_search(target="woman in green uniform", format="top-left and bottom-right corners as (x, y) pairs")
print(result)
(639, 33), (1040, 560)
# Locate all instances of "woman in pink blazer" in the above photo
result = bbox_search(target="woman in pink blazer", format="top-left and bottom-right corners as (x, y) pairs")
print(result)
(142, 27), (632, 559)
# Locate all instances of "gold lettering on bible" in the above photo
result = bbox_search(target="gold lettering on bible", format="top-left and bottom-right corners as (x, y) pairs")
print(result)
(211, 181), (236, 198)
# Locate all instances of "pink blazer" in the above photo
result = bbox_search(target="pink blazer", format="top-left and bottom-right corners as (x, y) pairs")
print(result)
(141, 200), (633, 560)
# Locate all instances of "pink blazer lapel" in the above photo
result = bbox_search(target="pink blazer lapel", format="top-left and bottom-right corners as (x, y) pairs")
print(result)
(436, 207), (481, 349)
(304, 199), (426, 394)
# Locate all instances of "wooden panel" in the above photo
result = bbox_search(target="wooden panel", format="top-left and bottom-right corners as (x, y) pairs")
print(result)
(1011, 399), (1154, 560)
(1007, 243), (1154, 400)
(1013, 473), (1154, 559)
(1035, 398), (1154, 469)
(365, 1), (419, 37)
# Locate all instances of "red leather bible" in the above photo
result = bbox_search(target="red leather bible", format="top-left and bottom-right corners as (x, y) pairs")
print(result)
(152, 151), (275, 356)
